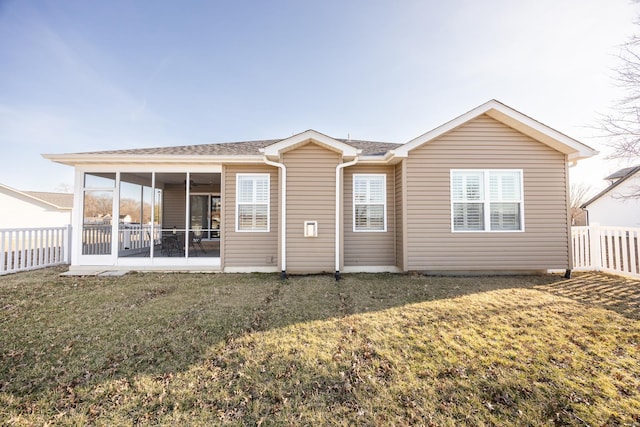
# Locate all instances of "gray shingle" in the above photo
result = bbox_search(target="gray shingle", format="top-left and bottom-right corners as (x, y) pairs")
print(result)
(605, 165), (640, 181)
(77, 137), (401, 157)
(336, 139), (402, 155)
(23, 192), (73, 209)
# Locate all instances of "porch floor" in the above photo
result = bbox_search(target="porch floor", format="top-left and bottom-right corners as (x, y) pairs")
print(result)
(119, 240), (220, 258)
(61, 270), (131, 277)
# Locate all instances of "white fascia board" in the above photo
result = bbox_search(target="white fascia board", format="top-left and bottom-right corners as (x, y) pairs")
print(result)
(393, 99), (598, 162)
(484, 107), (598, 161)
(261, 129), (359, 158)
(42, 154), (264, 166)
(356, 155), (393, 164)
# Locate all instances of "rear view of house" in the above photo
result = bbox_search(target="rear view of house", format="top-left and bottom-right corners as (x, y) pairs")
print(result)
(44, 100), (597, 276)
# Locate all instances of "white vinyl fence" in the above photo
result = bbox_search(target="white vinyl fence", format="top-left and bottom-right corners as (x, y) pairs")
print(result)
(572, 224), (640, 279)
(0, 225), (72, 275)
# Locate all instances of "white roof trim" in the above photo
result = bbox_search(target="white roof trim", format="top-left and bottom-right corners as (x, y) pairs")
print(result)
(42, 153), (265, 166)
(393, 99), (598, 161)
(261, 129), (359, 159)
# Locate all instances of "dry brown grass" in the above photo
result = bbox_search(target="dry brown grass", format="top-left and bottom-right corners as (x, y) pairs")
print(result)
(1, 268), (639, 425)
(535, 271), (640, 320)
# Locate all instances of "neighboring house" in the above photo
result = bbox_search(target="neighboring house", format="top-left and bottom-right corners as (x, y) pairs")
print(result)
(581, 165), (640, 227)
(571, 208), (588, 227)
(44, 100), (597, 275)
(0, 184), (73, 228)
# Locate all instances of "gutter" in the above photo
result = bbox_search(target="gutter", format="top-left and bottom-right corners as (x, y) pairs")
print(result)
(335, 157), (359, 280)
(42, 153), (266, 166)
(263, 156), (287, 279)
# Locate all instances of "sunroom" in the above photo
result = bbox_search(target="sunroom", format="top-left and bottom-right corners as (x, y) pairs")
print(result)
(76, 168), (222, 270)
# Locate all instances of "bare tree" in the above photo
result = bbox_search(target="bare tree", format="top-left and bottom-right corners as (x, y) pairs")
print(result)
(602, 23), (640, 160)
(119, 198), (152, 223)
(570, 182), (591, 225)
(54, 183), (73, 193)
(83, 193), (113, 219)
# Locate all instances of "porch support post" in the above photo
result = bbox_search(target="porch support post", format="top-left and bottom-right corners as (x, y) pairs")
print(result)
(64, 224), (72, 264)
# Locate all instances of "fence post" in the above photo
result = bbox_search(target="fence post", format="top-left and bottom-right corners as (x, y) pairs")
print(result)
(0, 230), (4, 274)
(64, 224), (72, 264)
(590, 222), (602, 271)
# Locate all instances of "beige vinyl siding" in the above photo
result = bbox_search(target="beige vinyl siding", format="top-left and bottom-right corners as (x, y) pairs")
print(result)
(283, 142), (339, 273)
(405, 114), (569, 271)
(395, 161), (404, 270)
(343, 165), (395, 266)
(162, 184), (186, 229)
(223, 164), (278, 268)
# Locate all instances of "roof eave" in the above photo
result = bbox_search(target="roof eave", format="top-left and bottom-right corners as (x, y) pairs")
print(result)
(568, 150), (600, 162)
(394, 99), (599, 162)
(262, 129), (359, 158)
(42, 153), (266, 166)
(357, 155), (392, 164)
(486, 108), (599, 160)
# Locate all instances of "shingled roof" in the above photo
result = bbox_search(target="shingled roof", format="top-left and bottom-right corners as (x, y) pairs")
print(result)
(23, 191), (73, 209)
(582, 165), (640, 208)
(77, 138), (402, 157)
(0, 183), (73, 210)
(605, 165), (640, 181)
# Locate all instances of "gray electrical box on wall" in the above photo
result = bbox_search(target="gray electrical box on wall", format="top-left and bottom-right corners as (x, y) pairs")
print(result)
(304, 221), (318, 237)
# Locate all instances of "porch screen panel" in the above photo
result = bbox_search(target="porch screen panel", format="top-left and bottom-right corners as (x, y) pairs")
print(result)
(119, 173), (153, 257)
(82, 173), (115, 255)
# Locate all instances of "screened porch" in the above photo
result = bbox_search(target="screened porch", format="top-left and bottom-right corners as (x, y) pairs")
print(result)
(81, 171), (221, 261)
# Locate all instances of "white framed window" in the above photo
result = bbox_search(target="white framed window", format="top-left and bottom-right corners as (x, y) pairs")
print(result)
(451, 169), (524, 232)
(353, 174), (386, 232)
(236, 173), (270, 232)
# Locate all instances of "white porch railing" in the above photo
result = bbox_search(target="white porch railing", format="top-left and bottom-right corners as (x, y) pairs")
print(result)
(0, 225), (72, 275)
(572, 224), (640, 279)
(117, 224), (161, 256)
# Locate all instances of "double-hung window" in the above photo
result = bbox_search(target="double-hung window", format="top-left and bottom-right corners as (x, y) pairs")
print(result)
(451, 170), (523, 232)
(353, 174), (386, 232)
(236, 174), (270, 232)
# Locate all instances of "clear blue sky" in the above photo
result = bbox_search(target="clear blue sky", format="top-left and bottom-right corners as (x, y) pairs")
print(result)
(0, 0), (637, 193)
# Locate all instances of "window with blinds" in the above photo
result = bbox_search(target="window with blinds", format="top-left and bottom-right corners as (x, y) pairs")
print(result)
(236, 174), (270, 232)
(451, 170), (523, 232)
(353, 174), (386, 232)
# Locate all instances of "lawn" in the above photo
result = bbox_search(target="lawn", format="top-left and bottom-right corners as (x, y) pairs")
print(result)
(1, 268), (639, 426)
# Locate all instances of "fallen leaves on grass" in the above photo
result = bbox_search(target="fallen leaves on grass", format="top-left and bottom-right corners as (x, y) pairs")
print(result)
(0, 269), (639, 425)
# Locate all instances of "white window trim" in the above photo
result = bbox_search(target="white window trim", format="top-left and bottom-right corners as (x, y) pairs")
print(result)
(235, 173), (270, 233)
(450, 169), (525, 233)
(353, 173), (387, 232)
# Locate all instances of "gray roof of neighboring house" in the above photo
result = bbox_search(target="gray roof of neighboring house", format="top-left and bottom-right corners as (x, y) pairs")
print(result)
(76, 138), (402, 156)
(581, 165), (640, 208)
(23, 191), (73, 209)
(605, 165), (640, 181)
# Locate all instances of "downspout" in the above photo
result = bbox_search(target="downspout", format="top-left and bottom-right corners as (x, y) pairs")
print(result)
(263, 156), (287, 279)
(335, 157), (359, 280)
